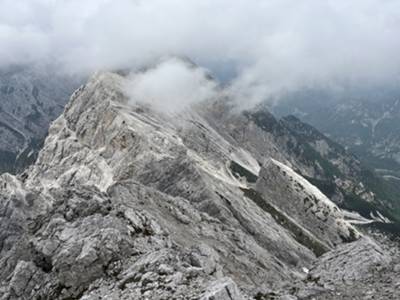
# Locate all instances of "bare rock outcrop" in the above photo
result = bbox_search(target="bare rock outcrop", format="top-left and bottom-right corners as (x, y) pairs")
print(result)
(0, 70), (395, 299)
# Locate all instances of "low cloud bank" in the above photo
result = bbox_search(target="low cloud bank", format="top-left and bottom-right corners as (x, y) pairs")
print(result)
(2, 0), (400, 108)
(125, 58), (218, 113)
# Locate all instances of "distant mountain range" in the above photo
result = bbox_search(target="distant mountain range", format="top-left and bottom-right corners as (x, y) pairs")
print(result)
(1, 64), (400, 299)
(0, 65), (79, 173)
(272, 88), (400, 179)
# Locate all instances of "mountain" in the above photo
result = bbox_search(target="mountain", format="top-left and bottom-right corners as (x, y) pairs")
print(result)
(0, 65), (80, 174)
(281, 115), (400, 224)
(272, 89), (400, 179)
(220, 105), (400, 224)
(0, 70), (399, 299)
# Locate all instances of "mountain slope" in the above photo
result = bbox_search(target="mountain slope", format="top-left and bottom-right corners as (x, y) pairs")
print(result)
(272, 93), (400, 222)
(0, 65), (79, 174)
(0, 70), (395, 299)
(203, 100), (398, 224)
(272, 91), (400, 176)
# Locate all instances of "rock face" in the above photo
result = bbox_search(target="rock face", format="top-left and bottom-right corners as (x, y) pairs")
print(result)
(256, 158), (359, 250)
(201, 277), (244, 300)
(303, 234), (400, 300)
(201, 101), (398, 225)
(274, 93), (400, 222)
(308, 237), (390, 286)
(0, 69), (394, 299)
(0, 65), (79, 174)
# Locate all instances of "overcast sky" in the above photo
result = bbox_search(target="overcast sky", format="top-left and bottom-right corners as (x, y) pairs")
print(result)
(1, 0), (400, 103)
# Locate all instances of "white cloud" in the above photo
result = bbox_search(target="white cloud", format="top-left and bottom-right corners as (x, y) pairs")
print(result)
(1, 0), (400, 105)
(125, 58), (218, 113)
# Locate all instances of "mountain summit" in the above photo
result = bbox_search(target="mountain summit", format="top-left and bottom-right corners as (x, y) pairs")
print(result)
(0, 71), (397, 299)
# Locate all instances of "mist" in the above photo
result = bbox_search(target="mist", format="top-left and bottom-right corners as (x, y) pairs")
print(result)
(2, 0), (400, 106)
(125, 58), (218, 113)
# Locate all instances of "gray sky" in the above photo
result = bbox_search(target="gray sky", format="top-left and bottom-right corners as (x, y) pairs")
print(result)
(1, 0), (400, 104)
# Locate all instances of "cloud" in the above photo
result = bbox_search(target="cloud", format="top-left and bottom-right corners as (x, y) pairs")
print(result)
(125, 58), (218, 113)
(1, 0), (400, 106)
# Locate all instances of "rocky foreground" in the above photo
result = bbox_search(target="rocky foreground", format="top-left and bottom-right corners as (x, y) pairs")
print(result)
(0, 70), (398, 299)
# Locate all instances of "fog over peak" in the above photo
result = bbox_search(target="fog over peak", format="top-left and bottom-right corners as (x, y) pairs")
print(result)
(125, 57), (218, 113)
(2, 0), (400, 105)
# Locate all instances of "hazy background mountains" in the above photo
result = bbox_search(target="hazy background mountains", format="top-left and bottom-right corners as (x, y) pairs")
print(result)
(1, 60), (399, 226)
(1, 66), (398, 299)
(2, 0), (400, 179)
(0, 65), (79, 173)
(273, 88), (400, 179)
(1, 1), (400, 299)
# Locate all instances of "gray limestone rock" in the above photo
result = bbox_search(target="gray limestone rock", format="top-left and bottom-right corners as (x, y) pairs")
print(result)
(201, 277), (245, 300)
(0, 70), (396, 300)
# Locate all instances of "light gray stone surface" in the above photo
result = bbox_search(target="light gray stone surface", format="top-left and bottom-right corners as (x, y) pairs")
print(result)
(0, 71), (395, 299)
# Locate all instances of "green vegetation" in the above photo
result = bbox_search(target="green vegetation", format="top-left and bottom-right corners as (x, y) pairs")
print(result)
(246, 110), (286, 136)
(307, 173), (400, 227)
(359, 168), (400, 221)
(301, 143), (342, 178)
(305, 177), (337, 199)
(248, 109), (400, 232)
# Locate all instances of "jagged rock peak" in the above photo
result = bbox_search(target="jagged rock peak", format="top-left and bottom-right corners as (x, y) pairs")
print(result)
(0, 70), (393, 299)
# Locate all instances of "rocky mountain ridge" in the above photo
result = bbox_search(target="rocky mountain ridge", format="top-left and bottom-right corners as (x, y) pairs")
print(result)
(0, 70), (397, 299)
